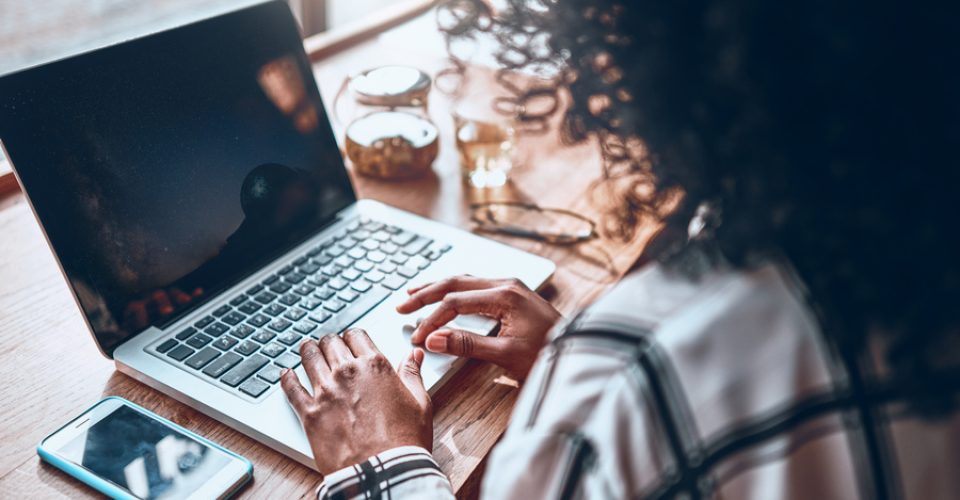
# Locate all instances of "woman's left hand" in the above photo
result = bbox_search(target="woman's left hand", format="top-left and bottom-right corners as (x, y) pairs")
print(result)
(280, 328), (432, 475)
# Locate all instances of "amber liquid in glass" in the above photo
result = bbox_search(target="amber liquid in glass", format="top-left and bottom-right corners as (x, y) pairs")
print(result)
(455, 119), (514, 188)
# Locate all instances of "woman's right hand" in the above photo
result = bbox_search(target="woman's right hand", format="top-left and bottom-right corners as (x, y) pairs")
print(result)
(396, 275), (562, 380)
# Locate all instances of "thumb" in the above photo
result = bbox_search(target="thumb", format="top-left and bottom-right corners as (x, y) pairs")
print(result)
(399, 348), (430, 409)
(424, 329), (505, 363)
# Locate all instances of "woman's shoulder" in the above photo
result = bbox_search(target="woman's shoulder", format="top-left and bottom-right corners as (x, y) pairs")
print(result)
(571, 250), (818, 346)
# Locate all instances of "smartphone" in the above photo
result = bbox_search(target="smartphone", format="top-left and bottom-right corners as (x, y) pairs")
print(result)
(38, 397), (252, 500)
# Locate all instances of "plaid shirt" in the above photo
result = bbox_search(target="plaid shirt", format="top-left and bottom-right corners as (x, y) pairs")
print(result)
(318, 255), (960, 499)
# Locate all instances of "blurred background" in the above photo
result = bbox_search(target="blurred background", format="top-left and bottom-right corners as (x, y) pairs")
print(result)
(0, 0), (404, 170)
(0, 0), (402, 75)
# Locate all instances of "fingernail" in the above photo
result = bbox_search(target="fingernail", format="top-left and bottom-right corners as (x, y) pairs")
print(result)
(413, 348), (425, 363)
(425, 333), (448, 353)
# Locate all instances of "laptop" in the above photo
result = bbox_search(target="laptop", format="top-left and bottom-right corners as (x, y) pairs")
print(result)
(0, 1), (554, 469)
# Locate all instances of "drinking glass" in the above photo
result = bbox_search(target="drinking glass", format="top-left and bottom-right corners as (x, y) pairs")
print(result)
(453, 96), (516, 188)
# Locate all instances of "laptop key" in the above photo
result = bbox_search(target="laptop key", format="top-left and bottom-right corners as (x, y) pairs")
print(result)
(314, 287), (335, 300)
(230, 324), (255, 339)
(229, 295), (247, 306)
(367, 250), (387, 263)
(254, 291), (277, 304)
(354, 259), (374, 272)
(391, 230), (416, 246)
(403, 237), (432, 255)
(263, 274), (280, 285)
(341, 268), (361, 281)
(294, 321), (318, 334)
(186, 333), (213, 349)
(194, 316), (215, 329)
(308, 311), (331, 324)
(275, 352), (301, 369)
(299, 262), (321, 275)
(261, 343), (286, 358)
(378, 263), (397, 274)
(313, 254), (334, 266)
(252, 330), (276, 343)
(222, 311), (246, 325)
(175, 327), (198, 341)
(347, 247), (367, 260)
(311, 286), (390, 338)
(268, 318), (292, 333)
(167, 344), (195, 361)
(285, 272), (306, 284)
(212, 305), (231, 317)
(234, 340), (260, 356)
(246, 284), (264, 295)
(299, 298), (322, 310)
(269, 282), (292, 294)
(407, 256), (431, 270)
(382, 275), (407, 291)
(239, 378), (270, 398)
(221, 354), (269, 387)
(186, 347), (220, 369)
(293, 284), (314, 296)
(284, 308), (307, 321)
(293, 256), (308, 266)
(258, 365), (282, 384)
(397, 266), (418, 279)
(156, 338), (178, 353)
(337, 290), (359, 303)
(213, 336), (238, 351)
(321, 264), (342, 277)
(204, 322), (229, 336)
(264, 304), (287, 317)
(202, 352), (242, 377)
(277, 331), (300, 346)
(279, 294), (300, 306)
(323, 300), (346, 313)
(351, 280), (372, 293)
(365, 270), (386, 283)
(238, 301), (261, 314)
(380, 242), (399, 254)
(328, 278), (349, 291)
(248, 313), (270, 327)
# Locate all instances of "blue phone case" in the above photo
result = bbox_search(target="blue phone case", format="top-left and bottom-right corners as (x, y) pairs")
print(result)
(37, 396), (253, 500)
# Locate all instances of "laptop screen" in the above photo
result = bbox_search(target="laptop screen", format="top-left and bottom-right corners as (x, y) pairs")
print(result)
(0, 2), (356, 355)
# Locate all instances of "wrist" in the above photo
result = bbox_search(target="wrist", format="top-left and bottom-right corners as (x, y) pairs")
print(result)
(318, 446), (443, 498)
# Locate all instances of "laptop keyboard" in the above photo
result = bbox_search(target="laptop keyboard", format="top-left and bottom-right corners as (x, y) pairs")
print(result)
(151, 217), (450, 400)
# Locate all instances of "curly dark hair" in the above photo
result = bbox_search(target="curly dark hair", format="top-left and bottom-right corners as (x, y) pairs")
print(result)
(438, 0), (960, 413)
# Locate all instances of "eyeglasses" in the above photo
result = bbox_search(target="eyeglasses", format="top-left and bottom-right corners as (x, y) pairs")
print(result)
(469, 202), (598, 244)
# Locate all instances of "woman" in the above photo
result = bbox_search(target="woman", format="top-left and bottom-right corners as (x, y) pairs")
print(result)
(280, 1), (960, 498)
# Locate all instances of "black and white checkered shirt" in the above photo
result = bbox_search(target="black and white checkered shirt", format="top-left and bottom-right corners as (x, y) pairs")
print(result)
(318, 258), (960, 499)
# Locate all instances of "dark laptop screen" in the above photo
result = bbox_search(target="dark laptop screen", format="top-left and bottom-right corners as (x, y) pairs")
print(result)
(0, 2), (355, 355)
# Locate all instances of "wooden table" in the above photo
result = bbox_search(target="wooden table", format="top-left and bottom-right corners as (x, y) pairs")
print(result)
(0, 8), (656, 499)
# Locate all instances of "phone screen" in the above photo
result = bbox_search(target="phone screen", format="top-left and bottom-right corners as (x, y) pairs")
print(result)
(55, 404), (235, 499)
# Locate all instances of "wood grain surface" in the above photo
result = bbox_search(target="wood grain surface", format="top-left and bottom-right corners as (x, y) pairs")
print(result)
(0, 8), (657, 499)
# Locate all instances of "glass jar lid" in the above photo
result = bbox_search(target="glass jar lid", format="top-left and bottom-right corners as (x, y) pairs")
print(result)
(345, 111), (438, 148)
(348, 65), (431, 107)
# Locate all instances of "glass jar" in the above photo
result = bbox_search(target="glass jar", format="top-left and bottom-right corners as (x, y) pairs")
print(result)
(335, 65), (439, 179)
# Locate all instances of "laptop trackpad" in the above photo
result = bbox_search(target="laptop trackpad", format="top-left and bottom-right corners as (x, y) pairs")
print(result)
(403, 314), (499, 338)
(450, 314), (499, 335)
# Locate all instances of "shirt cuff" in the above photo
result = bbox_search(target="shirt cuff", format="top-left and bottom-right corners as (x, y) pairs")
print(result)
(317, 446), (447, 499)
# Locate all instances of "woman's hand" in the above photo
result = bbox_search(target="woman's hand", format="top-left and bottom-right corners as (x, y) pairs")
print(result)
(280, 329), (432, 475)
(396, 275), (562, 380)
